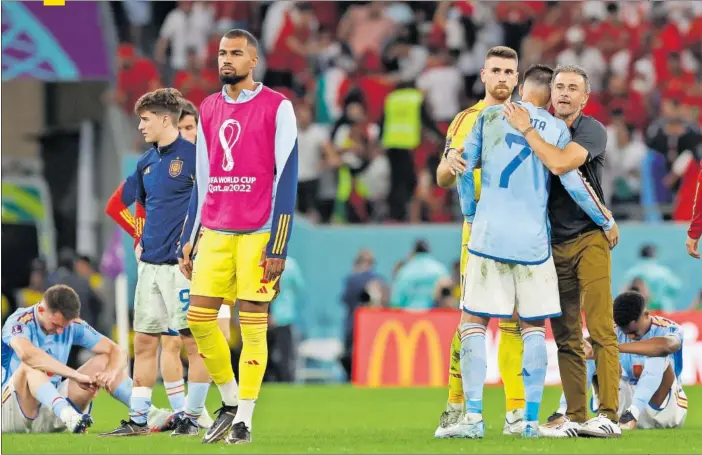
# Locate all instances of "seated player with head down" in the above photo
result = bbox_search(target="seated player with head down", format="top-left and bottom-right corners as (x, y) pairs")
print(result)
(1, 284), (170, 434)
(545, 291), (686, 436)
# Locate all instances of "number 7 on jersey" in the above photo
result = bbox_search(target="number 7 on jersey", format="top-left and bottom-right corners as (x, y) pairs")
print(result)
(499, 133), (533, 188)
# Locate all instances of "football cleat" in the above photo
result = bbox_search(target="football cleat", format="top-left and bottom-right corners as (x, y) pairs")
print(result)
(99, 419), (150, 437)
(619, 410), (637, 430)
(69, 414), (93, 434)
(225, 422), (252, 445)
(171, 415), (199, 437)
(503, 408), (526, 435)
(201, 403), (237, 444)
(434, 407), (464, 438)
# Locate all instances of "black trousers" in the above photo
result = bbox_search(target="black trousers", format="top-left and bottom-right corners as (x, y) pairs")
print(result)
(265, 325), (296, 383)
(297, 179), (319, 215)
(386, 148), (417, 221)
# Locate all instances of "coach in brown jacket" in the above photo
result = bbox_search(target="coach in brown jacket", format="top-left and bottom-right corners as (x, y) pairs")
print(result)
(504, 64), (622, 438)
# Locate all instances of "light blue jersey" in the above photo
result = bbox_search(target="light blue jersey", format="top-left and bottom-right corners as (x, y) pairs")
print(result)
(459, 102), (615, 264)
(1, 305), (104, 389)
(618, 315), (684, 383)
(390, 253), (449, 310)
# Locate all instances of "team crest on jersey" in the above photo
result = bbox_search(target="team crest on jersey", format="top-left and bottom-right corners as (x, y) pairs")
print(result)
(144, 166), (151, 176)
(18, 312), (34, 325)
(632, 363), (643, 379)
(11, 324), (23, 335)
(169, 159), (184, 177)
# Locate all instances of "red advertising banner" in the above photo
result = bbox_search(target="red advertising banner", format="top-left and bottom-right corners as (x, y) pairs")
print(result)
(352, 308), (702, 387)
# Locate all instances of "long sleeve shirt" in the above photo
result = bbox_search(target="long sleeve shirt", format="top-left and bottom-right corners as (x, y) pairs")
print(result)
(689, 164), (702, 240)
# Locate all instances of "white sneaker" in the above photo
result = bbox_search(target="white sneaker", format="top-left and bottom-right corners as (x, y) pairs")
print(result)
(578, 413), (622, 438)
(503, 409), (526, 435)
(198, 408), (214, 430)
(434, 405), (464, 438)
(441, 413), (485, 439)
(538, 417), (580, 438)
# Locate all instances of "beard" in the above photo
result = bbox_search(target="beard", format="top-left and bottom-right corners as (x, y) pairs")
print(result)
(220, 71), (248, 85)
(488, 84), (512, 101)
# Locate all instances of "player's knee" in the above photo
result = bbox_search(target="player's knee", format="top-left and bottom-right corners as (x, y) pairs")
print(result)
(161, 335), (182, 355)
(133, 332), (160, 357)
(186, 308), (218, 338)
(80, 352), (110, 374)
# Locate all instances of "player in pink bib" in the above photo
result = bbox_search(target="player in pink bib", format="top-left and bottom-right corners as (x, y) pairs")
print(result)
(178, 29), (298, 445)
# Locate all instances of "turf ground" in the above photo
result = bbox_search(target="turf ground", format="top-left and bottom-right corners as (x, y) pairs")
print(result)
(3, 384), (701, 454)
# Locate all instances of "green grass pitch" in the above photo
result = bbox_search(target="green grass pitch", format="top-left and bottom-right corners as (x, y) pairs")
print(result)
(3, 384), (701, 454)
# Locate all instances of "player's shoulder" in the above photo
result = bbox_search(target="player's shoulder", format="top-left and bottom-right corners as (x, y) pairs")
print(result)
(449, 103), (484, 128)
(136, 148), (156, 168)
(3, 307), (36, 337)
(262, 85), (290, 102)
(175, 136), (196, 154)
(651, 314), (681, 330)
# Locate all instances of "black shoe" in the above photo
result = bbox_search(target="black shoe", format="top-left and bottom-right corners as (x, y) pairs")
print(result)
(171, 415), (199, 437)
(225, 422), (251, 445)
(201, 403), (237, 444)
(72, 414), (94, 434)
(547, 412), (565, 423)
(99, 419), (150, 437)
(154, 412), (182, 433)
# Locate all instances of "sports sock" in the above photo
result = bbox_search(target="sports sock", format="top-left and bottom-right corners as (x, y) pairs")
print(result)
(187, 307), (234, 386)
(185, 382), (210, 422)
(233, 398), (256, 429)
(110, 377), (133, 408)
(238, 312), (268, 401)
(129, 386), (152, 425)
(521, 327), (547, 423)
(36, 382), (73, 420)
(217, 379), (240, 408)
(164, 379), (186, 413)
(460, 323), (487, 416)
(447, 328), (464, 405)
(498, 320), (525, 412)
(632, 356), (667, 419)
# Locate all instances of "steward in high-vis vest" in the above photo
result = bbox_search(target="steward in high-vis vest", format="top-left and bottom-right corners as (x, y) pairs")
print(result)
(378, 82), (443, 221)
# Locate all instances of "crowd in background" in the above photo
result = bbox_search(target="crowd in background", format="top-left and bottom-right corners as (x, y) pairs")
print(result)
(111, 0), (702, 224)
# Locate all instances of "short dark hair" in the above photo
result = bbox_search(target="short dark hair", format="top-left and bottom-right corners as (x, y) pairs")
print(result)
(179, 99), (199, 123)
(44, 285), (81, 320)
(553, 64), (591, 93)
(524, 64), (554, 88)
(223, 29), (259, 52)
(485, 46), (518, 62)
(613, 291), (646, 328)
(134, 88), (183, 126)
(414, 239), (430, 254)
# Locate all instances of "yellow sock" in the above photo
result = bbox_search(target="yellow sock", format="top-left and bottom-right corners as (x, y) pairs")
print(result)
(187, 307), (234, 385)
(447, 328), (464, 405)
(238, 312), (268, 400)
(498, 320), (525, 412)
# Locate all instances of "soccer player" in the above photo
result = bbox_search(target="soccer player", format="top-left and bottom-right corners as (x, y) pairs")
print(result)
(102, 89), (211, 437)
(178, 29), (298, 445)
(504, 65), (621, 437)
(1, 285), (170, 434)
(686, 162), (702, 259)
(434, 46), (525, 437)
(447, 65), (616, 439)
(546, 291), (686, 435)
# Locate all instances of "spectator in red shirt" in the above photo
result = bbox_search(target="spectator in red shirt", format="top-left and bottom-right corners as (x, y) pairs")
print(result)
(521, 4), (564, 65)
(662, 52), (696, 97)
(596, 3), (632, 60)
(113, 43), (161, 114)
(172, 48), (219, 108)
(687, 163), (702, 259)
(650, 14), (684, 83)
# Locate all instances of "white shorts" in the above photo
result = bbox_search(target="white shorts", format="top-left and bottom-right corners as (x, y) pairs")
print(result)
(218, 304), (231, 319)
(1, 378), (90, 434)
(618, 378), (687, 429)
(460, 253), (561, 320)
(134, 262), (190, 334)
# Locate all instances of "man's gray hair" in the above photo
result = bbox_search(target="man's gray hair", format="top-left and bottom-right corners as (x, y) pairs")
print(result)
(552, 64), (591, 94)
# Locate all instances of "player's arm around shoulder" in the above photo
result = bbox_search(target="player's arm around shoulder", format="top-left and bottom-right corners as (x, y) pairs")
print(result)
(263, 100), (298, 281)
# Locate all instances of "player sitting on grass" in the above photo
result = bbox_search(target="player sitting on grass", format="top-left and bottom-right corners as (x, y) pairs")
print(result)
(1, 285), (171, 434)
(543, 291), (687, 436)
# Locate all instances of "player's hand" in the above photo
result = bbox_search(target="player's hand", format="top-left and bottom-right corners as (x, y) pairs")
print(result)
(583, 339), (594, 359)
(179, 242), (193, 279)
(260, 249), (285, 282)
(604, 222), (619, 249)
(503, 101), (532, 133)
(74, 373), (98, 392)
(134, 244), (143, 262)
(446, 147), (467, 175)
(95, 370), (121, 392)
(687, 236), (701, 259)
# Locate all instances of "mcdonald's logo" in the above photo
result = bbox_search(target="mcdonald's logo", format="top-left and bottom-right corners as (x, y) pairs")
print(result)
(367, 319), (444, 387)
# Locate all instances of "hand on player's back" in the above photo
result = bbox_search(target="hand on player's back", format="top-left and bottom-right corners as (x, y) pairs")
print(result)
(503, 102), (532, 133)
(446, 148), (466, 176)
(604, 222), (619, 250)
(260, 248), (285, 282)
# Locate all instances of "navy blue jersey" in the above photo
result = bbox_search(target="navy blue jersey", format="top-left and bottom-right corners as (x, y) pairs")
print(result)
(135, 135), (196, 264)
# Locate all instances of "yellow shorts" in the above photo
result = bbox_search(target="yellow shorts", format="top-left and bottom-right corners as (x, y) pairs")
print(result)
(190, 230), (279, 303)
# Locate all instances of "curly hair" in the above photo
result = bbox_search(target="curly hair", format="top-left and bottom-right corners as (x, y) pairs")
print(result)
(134, 88), (184, 126)
(613, 291), (646, 328)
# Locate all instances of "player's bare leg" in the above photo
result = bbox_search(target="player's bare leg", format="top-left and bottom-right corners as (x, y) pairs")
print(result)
(187, 295), (239, 444)
(225, 299), (269, 445)
(153, 335), (186, 432)
(11, 363), (92, 433)
(101, 333), (159, 436)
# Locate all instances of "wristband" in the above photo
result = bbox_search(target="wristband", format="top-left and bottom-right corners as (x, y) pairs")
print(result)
(521, 126), (535, 136)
